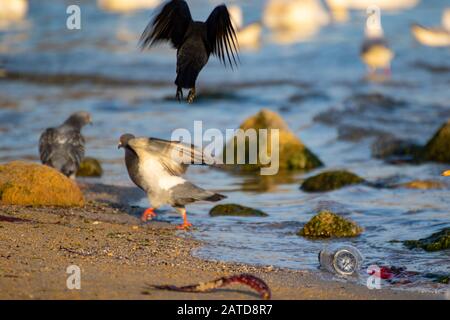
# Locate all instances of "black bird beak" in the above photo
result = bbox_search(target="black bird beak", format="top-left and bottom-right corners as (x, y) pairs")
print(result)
(118, 142), (123, 149)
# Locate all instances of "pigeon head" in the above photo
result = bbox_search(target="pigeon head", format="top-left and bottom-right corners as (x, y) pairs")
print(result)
(118, 133), (136, 149)
(64, 111), (92, 130)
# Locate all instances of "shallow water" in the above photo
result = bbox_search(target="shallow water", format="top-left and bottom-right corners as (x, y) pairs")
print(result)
(1, 0), (449, 293)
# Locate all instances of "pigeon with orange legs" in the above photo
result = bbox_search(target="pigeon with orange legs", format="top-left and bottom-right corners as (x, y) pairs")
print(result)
(118, 134), (226, 229)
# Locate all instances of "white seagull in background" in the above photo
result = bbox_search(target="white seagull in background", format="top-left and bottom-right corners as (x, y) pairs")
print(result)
(360, 6), (394, 77)
(263, 0), (329, 43)
(411, 8), (450, 47)
(325, 0), (349, 23)
(228, 5), (262, 49)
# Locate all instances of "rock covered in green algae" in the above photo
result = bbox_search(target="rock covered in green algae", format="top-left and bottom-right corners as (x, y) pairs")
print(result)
(0, 161), (84, 207)
(222, 109), (323, 172)
(300, 170), (364, 192)
(77, 157), (103, 177)
(209, 204), (268, 217)
(423, 120), (450, 163)
(298, 210), (363, 238)
(404, 228), (450, 252)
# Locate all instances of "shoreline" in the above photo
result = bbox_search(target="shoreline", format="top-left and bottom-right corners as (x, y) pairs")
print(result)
(0, 183), (443, 300)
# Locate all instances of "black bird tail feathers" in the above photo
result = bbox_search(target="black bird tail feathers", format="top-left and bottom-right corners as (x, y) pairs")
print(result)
(204, 193), (227, 202)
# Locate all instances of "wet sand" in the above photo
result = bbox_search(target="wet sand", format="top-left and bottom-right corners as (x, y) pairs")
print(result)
(0, 184), (442, 300)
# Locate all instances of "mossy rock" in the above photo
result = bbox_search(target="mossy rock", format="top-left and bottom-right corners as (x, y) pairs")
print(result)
(404, 228), (450, 252)
(0, 161), (84, 207)
(209, 204), (268, 217)
(77, 157), (103, 177)
(298, 210), (363, 238)
(301, 170), (364, 192)
(395, 180), (445, 190)
(423, 120), (450, 163)
(222, 109), (323, 172)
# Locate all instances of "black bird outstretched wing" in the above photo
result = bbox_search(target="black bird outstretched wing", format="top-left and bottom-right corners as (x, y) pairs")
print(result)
(206, 5), (239, 68)
(139, 0), (192, 50)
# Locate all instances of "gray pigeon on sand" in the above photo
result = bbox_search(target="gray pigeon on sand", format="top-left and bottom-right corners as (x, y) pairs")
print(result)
(39, 111), (92, 179)
(118, 133), (226, 229)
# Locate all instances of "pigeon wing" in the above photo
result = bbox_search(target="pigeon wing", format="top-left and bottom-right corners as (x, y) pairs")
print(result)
(206, 5), (239, 68)
(139, 0), (192, 50)
(39, 128), (85, 170)
(39, 128), (58, 165)
(65, 130), (85, 169)
(128, 137), (216, 176)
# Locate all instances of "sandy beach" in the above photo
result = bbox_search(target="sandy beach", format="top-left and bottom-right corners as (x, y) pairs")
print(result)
(0, 184), (442, 300)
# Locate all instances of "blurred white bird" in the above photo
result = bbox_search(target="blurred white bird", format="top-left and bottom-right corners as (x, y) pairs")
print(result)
(411, 8), (450, 47)
(346, 0), (419, 11)
(263, 0), (329, 30)
(325, 0), (349, 23)
(97, 0), (160, 13)
(360, 6), (394, 76)
(263, 0), (329, 43)
(0, 0), (28, 29)
(228, 5), (262, 49)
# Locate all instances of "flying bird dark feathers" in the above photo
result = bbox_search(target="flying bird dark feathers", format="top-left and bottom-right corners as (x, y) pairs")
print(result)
(118, 133), (226, 229)
(139, 0), (239, 103)
(39, 111), (92, 178)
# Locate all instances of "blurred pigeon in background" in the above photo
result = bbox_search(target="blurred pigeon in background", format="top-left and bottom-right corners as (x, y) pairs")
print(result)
(118, 134), (226, 229)
(139, 0), (239, 103)
(39, 111), (92, 179)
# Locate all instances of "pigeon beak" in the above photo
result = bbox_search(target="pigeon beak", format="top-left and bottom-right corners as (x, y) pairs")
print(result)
(442, 170), (450, 177)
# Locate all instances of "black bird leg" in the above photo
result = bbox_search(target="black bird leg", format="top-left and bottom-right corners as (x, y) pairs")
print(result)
(176, 87), (183, 103)
(187, 87), (196, 104)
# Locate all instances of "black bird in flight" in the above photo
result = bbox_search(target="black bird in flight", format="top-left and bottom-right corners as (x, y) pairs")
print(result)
(39, 112), (92, 179)
(139, 0), (239, 103)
